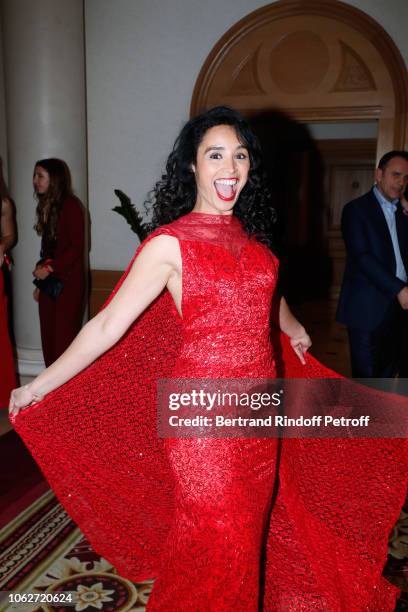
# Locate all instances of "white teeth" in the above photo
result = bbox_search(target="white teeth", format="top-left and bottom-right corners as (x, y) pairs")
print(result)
(215, 179), (238, 186)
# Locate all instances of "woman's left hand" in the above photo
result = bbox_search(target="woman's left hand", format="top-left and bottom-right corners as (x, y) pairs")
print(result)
(289, 330), (312, 365)
(9, 385), (44, 420)
(33, 265), (50, 280)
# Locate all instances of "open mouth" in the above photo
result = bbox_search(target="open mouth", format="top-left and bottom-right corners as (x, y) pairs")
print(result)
(214, 178), (239, 202)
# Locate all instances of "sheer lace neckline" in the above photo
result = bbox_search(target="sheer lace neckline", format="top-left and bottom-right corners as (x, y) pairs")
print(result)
(167, 210), (248, 258)
(187, 211), (240, 226)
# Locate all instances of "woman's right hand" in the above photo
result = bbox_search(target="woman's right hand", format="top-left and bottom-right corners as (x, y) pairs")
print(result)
(33, 288), (40, 302)
(9, 385), (44, 420)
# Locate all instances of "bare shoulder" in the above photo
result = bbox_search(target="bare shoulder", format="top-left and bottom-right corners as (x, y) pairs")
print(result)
(137, 233), (181, 268)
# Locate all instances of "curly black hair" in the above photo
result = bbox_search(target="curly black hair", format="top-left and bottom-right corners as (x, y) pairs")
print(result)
(145, 106), (276, 249)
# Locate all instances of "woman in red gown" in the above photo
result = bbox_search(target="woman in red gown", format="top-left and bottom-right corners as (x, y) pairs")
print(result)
(9, 108), (407, 610)
(32, 159), (85, 366)
(0, 163), (16, 408)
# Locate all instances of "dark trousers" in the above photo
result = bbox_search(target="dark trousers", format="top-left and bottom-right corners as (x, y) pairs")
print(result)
(39, 289), (84, 367)
(399, 310), (408, 377)
(348, 305), (405, 378)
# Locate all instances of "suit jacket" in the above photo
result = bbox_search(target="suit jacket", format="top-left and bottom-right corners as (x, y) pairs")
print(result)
(336, 188), (408, 330)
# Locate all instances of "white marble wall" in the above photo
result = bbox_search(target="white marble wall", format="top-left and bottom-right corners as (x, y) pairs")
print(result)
(1, 0), (87, 373)
(0, 13), (8, 179)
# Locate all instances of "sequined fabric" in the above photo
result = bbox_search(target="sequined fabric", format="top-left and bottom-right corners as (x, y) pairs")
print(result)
(148, 213), (279, 610)
(12, 212), (407, 611)
(170, 212), (278, 378)
(264, 335), (407, 610)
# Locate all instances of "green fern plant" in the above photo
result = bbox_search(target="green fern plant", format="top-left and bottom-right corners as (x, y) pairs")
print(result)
(112, 189), (150, 241)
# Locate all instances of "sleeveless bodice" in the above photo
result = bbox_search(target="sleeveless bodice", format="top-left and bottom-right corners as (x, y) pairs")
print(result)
(160, 212), (278, 377)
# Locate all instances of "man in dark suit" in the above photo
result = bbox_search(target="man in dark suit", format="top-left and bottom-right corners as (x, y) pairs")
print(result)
(337, 150), (408, 377)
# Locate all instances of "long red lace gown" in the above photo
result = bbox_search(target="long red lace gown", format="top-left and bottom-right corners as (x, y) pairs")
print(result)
(12, 212), (407, 610)
(147, 212), (279, 610)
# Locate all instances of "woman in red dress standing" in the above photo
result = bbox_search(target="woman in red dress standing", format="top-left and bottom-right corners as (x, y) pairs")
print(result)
(0, 160), (16, 408)
(32, 159), (85, 366)
(9, 110), (408, 610)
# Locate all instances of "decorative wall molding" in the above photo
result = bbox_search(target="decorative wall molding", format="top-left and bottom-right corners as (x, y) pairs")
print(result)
(333, 41), (376, 93)
(316, 138), (376, 159)
(229, 46), (265, 95)
(191, 0), (408, 154)
(240, 106), (383, 122)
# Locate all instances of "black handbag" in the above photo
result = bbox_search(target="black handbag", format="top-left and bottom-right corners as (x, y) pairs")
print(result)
(33, 274), (64, 300)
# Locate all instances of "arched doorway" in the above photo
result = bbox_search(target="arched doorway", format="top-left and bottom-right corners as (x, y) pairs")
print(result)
(191, 0), (408, 155)
(190, 0), (408, 374)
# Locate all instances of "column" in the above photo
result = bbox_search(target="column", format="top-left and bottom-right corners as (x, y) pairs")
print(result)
(1, 0), (87, 375)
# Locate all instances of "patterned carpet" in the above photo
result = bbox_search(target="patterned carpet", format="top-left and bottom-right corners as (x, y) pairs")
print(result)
(0, 491), (152, 611)
(387, 497), (408, 610)
(0, 489), (407, 611)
